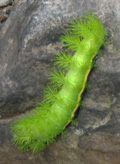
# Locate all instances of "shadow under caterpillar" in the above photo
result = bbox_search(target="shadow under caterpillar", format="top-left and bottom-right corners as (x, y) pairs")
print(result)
(11, 12), (108, 152)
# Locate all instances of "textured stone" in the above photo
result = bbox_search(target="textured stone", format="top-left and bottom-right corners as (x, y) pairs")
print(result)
(0, 0), (13, 7)
(2, 5), (13, 15)
(0, 12), (7, 22)
(0, 0), (120, 164)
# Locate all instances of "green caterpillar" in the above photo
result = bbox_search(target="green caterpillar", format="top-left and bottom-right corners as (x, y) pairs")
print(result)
(11, 12), (108, 152)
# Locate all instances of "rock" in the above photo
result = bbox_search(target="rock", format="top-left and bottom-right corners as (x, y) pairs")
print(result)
(0, 1), (17, 24)
(0, 5), (12, 23)
(0, 12), (7, 22)
(2, 5), (13, 15)
(0, 0), (13, 7)
(0, 0), (120, 164)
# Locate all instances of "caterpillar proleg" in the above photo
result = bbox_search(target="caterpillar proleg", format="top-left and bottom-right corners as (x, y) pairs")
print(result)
(11, 12), (108, 152)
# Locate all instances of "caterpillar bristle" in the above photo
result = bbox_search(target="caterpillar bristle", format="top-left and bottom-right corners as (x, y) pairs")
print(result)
(61, 12), (107, 48)
(43, 86), (59, 104)
(35, 102), (50, 111)
(54, 51), (72, 69)
(60, 32), (81, 51)
(48, 69), (65, 88)
(85, 82), (91, 89)
(91, 59), (97, 68)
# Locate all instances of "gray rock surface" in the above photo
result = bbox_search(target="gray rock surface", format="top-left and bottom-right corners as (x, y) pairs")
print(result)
(0, 0), (13, 7)
(0, 12), (7, 22)
(0, 0), (17, 23)
(0, 0), (120, 164)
